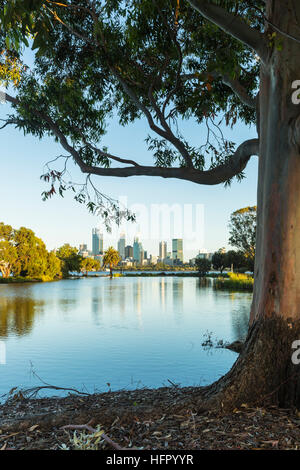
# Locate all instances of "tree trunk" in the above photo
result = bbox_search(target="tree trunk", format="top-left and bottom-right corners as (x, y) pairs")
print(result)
(0, 263), (11, 279)
(204, 2), (300, 409)
(110, 265), (113, 278)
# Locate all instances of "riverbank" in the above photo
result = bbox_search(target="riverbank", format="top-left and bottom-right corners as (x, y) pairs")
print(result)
(0, 387), (299, 450)
(0, 277), (48, 284)
(0, 272), (226, 283)
(93, 272), (229, 278)
(214, 273), (254, 291)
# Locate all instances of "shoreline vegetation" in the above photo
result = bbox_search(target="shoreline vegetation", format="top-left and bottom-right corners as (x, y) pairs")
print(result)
(214, 272), (254, 291)
(0, 271), (254, 291)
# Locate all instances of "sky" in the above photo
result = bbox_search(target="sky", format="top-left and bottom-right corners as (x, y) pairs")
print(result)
(0, 54), (258, 262)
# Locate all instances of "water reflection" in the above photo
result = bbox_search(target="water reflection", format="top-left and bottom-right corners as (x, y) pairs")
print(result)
(133, 280), (143, 328)
(0, 277), (252, 396)
(172, 279), (183, 324)
(0, 295), (45, 337)
(91, 285), (103, 326)
(159, 278), (166, 312)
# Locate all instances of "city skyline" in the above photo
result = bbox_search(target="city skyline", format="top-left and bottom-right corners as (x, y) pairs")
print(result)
(79, 228), (214, 264)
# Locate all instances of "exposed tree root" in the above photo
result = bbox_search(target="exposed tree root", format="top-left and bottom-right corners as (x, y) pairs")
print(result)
(198, 316), (300, 411)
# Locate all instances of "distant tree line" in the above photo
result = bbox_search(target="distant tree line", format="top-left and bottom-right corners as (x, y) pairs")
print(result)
(0, 224), (101, 281)
(0, 222), (61, 281)
(196, 206), (256, 276)
(49, 243), (101, 278)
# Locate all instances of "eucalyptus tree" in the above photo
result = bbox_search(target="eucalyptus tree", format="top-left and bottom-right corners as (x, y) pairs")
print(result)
(229, 206), (256, 266)
(195, 257), (211, 276)
(1, 0), (300, 408)
(211, 248), (227, 274)
(56, 243), (82, 277)
(0, 223), (17, 278)
(80, 257), (101, 276)
(0, 222), (62, 280)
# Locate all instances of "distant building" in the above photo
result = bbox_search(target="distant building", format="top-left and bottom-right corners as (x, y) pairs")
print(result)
(92, 228), (103, 255)
(197, 252), (213, 261)
(125, 245), (133, 259)
(150, 255), (158, 265)
(172, 239), (183, 263)
(139, 243), (144, 264)
(164, 257), (173, 266)
(159, 241), (167, 261)
(133, 236), (140, 262)
(79, 244), (91, 258)
(118, 233), (126, 259)
(121, 259), (133, 267)
(94, 254), (104, 267)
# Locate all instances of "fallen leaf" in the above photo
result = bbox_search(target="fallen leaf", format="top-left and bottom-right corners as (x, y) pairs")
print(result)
(28, 425), (39, 432)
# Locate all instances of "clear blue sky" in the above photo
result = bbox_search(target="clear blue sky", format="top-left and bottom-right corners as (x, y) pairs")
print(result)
(0, 47), (258, 261)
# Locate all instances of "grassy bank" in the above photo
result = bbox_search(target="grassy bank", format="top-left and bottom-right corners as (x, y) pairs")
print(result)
(214, 272), (254, 291)
(0, 276), (60, 284)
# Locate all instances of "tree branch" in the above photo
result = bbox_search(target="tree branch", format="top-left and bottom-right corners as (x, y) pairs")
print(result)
(181, 71), (257, 109)
(77, 138), (259, 185)
(221, 73), (257, 109)
(187, 0), (267, 60)
(45, 4), (195, 169)
(4, 93), (258, 185)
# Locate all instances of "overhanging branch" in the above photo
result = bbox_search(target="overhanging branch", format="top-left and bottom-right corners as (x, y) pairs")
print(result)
(80, 138), (259, 185)
(221, 73), (257, 109)
(4, 93), (258, 186)
(181, 71), (257, 109)
(187, 0), (267, 61)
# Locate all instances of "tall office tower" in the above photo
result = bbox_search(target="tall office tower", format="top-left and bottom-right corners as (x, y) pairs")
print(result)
(92, 228), (103, 255)
(133, 236), (140, 262)
(125, 245), (133, 259)
(172, 238), (183, 263)
(159, 241), (167, 260)
(139, 244), (144, 264)
(118, 233), (126, 259)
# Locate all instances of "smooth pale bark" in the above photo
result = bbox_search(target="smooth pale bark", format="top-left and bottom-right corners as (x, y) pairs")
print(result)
(200, 0), (300, 409)
(252, 2), (300, 325)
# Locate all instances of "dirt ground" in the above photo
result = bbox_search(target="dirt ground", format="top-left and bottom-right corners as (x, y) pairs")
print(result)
(0, 386), (300, 450)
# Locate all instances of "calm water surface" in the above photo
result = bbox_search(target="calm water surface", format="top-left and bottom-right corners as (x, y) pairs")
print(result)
(0, 277), (252, 397)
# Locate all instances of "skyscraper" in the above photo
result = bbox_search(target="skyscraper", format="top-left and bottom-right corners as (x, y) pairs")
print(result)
(118, 233), (126, 259)
(133, 236), (140, 262)
(172, 239), (183, 263)
(139, 245), (144, 264)
(92, 228), (103, 255)
(125, 245), (133, 259)
(159, 241), (167, 260)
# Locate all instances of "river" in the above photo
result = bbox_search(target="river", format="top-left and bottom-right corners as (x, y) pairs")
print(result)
(0, 276), (252, 398)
